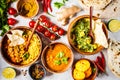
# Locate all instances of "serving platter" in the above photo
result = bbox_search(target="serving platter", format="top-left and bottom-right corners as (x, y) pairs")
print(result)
(0, 0), (120, 80)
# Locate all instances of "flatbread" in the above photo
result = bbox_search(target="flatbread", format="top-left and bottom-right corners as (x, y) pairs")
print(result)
(107, 39), (120, 78)
(78, 0), (112, 10)
(7, 30), (25, 46)
(94, 19), (108, 48)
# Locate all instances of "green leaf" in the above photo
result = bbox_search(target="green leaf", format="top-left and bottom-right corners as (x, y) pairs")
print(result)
(56, 51), (64, 58)
(54, 60), (61, 65)
(23, 52), (30, 60)
(61, 57), (68, 64)
(3, 25), (10, 31)
(63, 0), (68, 3)
(54, 2), (64, 9)
(0, 8), (3, 16)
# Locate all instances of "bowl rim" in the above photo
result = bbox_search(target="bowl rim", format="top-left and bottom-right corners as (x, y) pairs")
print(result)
(72, 58), (98, 80)
(29, 63), (46, 80)
(0, 26), (42, 67)
(16, 0), (39, 18)
(41, 42), (74, 73)
(67, 15), (108, 55)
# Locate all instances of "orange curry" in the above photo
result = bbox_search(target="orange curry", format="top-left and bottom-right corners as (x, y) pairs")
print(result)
(46, 43), (72, 72)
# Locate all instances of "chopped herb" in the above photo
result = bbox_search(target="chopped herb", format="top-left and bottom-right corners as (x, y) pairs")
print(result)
(23, 52), (30, 60)
(61, 57), (68, 64)
(54, 0), (68, 9)
(0, 0), (16, 36)
(56, 51), (64, 58)
(63, 0), (68, 3)
(92, 68), (96, 73)
(54, 60), (61, 65)
(54, 2), (64, 9)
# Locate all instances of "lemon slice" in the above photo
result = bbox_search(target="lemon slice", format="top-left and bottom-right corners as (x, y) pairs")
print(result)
(2, 67), (16, 79)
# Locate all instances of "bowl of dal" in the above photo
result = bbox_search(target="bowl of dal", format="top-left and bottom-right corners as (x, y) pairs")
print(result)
(1, 26), (42, 67)
(16, 0), (39, 18)
(67, 15), (108, 55)
(41, 42), (74, 73)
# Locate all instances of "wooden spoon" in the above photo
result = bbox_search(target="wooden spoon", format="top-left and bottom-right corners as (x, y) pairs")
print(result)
(88, 6), (94, 43)
(25, 19), (39, 50)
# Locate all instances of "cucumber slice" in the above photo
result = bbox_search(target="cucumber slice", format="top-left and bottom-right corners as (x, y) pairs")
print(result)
(108, 19), (120, 32)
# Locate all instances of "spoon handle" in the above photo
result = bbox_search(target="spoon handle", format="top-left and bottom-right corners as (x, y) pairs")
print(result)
(90, 6), (93, 31)
(26, 19), (39, 50)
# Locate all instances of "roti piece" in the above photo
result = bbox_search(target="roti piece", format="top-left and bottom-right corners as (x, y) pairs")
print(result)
(7, 30), (25, 46)
(107, 39), (120, 78)
(78, 0), (112, 10)
(94, 19), (108, 48)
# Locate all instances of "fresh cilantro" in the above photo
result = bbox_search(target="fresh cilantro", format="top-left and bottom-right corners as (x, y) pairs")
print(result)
(23, 52), (30, 60)
(63, 0), (68, 3)
(54, 0), (68, 9)
(0, 0), (16, 36)
(61, 57), (68, 64)
(54, 60), (61, 65)
(54, 2), (64, 9)
(56, 51), (64, 58)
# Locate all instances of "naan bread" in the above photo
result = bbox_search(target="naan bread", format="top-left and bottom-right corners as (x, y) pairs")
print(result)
(7, 30), (25, 46)
(78, 0), (112, 10)
(93, 19), (108, 48)
(107, 39), (120, 78)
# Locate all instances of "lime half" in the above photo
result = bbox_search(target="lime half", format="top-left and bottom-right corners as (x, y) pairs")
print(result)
(2, 67), (16, 79)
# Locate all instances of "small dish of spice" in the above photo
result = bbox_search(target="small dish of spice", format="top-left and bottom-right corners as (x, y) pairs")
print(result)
(16, 0), (39, 18)
(29, 63), (46, 80)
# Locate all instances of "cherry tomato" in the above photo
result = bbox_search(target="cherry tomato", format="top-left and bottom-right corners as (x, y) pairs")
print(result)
(44, 30), (51, 37)
(29, 20), (36, 28)
(8, 7), (17, 15)
(44, 20), (52, 28)
(39, 15), (48, 22)
(58, 29), (65, 35)
(7, 18), (17, 25)
(50, 34), (56, 40)
(52, 25), (58, 32)
(37, 25), (45, 32)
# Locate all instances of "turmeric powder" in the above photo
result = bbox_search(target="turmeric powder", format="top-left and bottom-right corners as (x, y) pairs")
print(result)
(19, 0), (38, 17)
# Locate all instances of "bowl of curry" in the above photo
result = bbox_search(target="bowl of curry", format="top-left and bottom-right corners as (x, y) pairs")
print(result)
(67, 15), (108, 55)
(16, 0), (39, 18)
(41, 42), (74, 73)
(1, 26), (42, 67)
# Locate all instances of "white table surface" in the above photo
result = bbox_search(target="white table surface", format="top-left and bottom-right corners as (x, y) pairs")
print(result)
(0, 0), (120, 80)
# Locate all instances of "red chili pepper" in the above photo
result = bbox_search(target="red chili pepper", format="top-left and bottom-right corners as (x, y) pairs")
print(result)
(100, 51), (105, 69)
(43, 0), (47, 12)
(97, 56), (103, 68)
(94, 61), (105, 72)
(48, 0), (52, 12)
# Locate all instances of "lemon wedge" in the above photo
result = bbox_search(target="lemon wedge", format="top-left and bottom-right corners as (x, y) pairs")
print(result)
(2, 67), (16, 79)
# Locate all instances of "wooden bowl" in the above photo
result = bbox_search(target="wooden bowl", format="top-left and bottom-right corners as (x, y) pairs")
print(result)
(72, 58), (98, 80)
(1, 26), (42, 67)
(41, 42), (74, 73)
(67, 15), (108, 55)
(16, 0), (39, 18)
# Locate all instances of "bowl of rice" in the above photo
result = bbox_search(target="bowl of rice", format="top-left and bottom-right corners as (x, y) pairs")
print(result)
(1, 26), (42, 67)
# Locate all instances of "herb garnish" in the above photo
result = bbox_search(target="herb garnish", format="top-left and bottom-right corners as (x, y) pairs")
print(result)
(54, 0), (68, 9)
(54, 51), (68, 65)
(0, 0), (16, 36)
